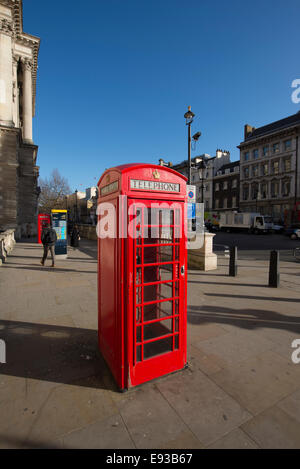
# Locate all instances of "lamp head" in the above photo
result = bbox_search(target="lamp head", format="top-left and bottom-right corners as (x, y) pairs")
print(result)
(184, 106), (195, 124)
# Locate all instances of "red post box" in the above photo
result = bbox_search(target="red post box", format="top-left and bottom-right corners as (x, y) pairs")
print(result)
(38, 214), (51, 244)
(97, 164), (187, 390)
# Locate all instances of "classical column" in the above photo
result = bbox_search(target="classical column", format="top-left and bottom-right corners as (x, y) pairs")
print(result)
(12, 56), (19, 127)
(0, 18), (14, 126)
(21, 58), (33, 143)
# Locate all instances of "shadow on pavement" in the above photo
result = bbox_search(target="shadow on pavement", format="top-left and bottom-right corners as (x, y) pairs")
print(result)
(2, 264), (96, 274)
(0, 434), (62, 449)
(76, 244), (97, 260)
(0, 319), (117, 392)
(205, 292), (300, 302)
(189, 280), (265, 288)
(188, 304), (300, 334)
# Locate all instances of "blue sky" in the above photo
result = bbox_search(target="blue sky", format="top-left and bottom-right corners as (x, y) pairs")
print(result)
(23, 0), (300, 192)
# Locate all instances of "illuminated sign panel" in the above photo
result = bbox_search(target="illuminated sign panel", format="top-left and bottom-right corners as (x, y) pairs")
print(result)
(51, 210), (68, 257)
(130, 179), (180, 192)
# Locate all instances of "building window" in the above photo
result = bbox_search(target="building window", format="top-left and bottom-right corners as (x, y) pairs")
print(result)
(284, 139), (292, 151)
(223, 198), (227, 209)
(232, 196), (236, 207)
(261, 182), (268, 199)
(271, 180), (279, 198)
(282, 179), (291, 197)
(243, 185), (249, 201)
(215, 199), (219, 209)
(244, 152), (250, 161)
(284, 158), (291, 172)
(244, 167), (249, 179)
(215, 183), (219, 191)
(252, 165), (259, 177)
(251, 183), (259, 200)
(232, 179), (237, 189)
(253, 149), (259, 159)
(273, 143), (280, 153)
(206, 184), (210, 192)
(223, 181), (228, 190)
(263, 146), (269, 156)
(262, 163), (268, 176)
(272, 160), (279, 175)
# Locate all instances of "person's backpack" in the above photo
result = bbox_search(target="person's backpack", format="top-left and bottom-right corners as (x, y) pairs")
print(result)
(48, 229), (57, 244)
(42, 228), (57, 245)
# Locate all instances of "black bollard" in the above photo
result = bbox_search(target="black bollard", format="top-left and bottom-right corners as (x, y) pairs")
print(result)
(229, 246), (238, 277)
(269, 250), (280, 288)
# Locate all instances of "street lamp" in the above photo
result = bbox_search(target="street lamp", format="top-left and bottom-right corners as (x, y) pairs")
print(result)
(75, 189), (78, 223)
(159, 158), (173, 168)
(184, 106), (195, 185)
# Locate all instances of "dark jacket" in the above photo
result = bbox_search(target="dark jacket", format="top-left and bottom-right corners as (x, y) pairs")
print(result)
(70, 227), (80, 247)
(41, 227), (57, 247)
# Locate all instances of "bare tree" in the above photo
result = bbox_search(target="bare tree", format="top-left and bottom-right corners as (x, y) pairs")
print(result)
(38, 169), (71, 214)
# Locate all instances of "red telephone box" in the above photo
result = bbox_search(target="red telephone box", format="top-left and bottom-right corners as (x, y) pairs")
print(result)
(97, 164), (187, 390)
(38, 214), (51, 244)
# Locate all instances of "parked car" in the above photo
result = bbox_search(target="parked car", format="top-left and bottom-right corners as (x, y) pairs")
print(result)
(205, 222), (219, 233)
(272, 223), (285, 233)
(284, 224), (300, 240)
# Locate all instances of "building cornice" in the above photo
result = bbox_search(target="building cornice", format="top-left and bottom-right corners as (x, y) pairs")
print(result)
(238, 126), (300, 150)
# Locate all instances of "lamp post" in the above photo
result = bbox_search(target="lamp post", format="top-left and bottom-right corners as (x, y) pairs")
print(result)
(198, 160), (207, 204)
(184, 106), (195, 185)
(75, 189), (78, 223)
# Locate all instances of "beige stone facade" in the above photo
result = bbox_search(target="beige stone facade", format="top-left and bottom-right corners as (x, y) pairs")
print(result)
(0, 0), (40, 237)
(238, 112), (300, 221)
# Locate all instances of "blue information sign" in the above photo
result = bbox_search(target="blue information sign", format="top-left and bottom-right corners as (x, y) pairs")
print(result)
(187, 203), (196, 220)
(51, 210), (68, 257)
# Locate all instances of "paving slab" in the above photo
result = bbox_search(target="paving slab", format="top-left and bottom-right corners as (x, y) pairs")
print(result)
(241, 406), (300, 449)
(112, 384), (200, 449)
(27, 381), (118, 444)
(60, 414), (135, 449)
(207, 428), (259, 449)
(211, 350), (300, 415)
(277, 389), (300, 424)
(156, 366), (251, 446)
(193, 329), (274, 368)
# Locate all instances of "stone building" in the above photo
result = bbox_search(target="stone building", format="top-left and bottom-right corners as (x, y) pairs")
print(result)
(171, 149), (231, 211)
(238, 112), (300, 220)
(0, 0), (40, 237)
(66, 187), (98, 225)
(213, 161), (240, 211)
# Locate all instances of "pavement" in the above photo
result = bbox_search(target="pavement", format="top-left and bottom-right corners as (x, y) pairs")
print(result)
(1, 238), (300, 449)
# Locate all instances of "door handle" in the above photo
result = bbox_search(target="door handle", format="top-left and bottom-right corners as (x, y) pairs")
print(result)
(181, 265), (185, 276)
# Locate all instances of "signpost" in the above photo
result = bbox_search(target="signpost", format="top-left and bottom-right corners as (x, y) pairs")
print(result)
(51, 210), (68, 259)
(187, 185), (196, 232)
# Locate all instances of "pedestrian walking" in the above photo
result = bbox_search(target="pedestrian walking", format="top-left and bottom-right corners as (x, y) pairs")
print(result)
(70, 225), (80, 248)
(40, 222), (57, 267)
